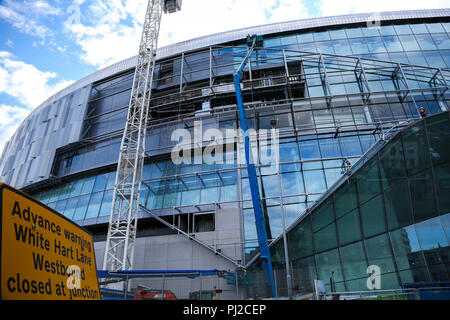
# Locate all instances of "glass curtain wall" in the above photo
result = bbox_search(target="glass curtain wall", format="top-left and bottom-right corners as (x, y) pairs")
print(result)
(247, 111), (450, 298)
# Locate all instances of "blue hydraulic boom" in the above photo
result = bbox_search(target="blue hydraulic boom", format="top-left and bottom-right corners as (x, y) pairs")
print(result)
(233, 34), (276, 298)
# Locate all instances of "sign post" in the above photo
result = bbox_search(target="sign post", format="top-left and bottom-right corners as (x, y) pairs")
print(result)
(0, 183), (100, 300)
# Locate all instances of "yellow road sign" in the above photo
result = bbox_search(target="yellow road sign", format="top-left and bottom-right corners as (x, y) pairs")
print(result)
(0, 183), (100, 300)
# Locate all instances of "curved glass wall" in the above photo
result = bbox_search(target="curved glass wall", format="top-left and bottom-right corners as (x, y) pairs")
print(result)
(25, 18), (450, 266)
(247, 111), (450, 298)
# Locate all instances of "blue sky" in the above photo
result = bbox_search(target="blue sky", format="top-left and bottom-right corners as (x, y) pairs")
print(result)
(0, 0), (449, 153)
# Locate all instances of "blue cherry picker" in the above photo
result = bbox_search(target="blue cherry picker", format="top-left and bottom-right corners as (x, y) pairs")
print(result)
(233, 34), (277, 298)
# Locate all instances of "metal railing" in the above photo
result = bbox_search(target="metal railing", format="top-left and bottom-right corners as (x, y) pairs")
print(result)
(318, 289), (419, 300)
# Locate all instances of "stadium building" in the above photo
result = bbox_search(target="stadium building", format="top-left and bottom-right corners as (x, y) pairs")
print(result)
(1, 9), (449, 299)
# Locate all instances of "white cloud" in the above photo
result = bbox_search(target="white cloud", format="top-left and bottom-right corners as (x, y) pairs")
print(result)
(64, 0), (312, 68)
(0, 104), (30, 155)
(5, 39), (14, 48)
(318, 0), (450, 17)
(0, 0), (61, 39)
(0, 51), (74, 154)
(0, 51), (74, 108)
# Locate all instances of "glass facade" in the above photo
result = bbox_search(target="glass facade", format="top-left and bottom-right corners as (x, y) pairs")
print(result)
(9, 16), (446, 299)
(28, 18), (450, 265)
(248, 111), (450, 298)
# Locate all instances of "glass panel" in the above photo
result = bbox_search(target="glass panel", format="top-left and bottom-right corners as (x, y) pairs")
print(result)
(415, 216), (448, 251)
(297, 33), (314, 43)
(55, 200), (67, 214)
(340, 135), (362, 157)
(291, 256), (316, 294)
(340, 242), (367, 281)
(281, 172), (304, 196)
(410, 23), (428, 34)
(244, 208), (257, 241)
(80, 176), (95, 195)
(319, 139), (342, 158)
(379, 25), (396, 36)
(406, 51), (427, 66)
(314, 223), (337, 253)
(440, 213), (450, 240)
(280, 34), (297, 45)
(441, 50), (450, 67)
(382, 35), (404, 52)
(337, 209), (362, 245)
(415, 34), (438, 51)
(72, 194), (90, 221)
(423, 51), (446, 69)
(390, 226), (425, 271)
(409, 170), (437, 223)
(334, 181), (358, 218)
(402, 121), (430, 176)
(99, 190), (114, 217)
(262, 175), (280, 198)
(267, 205), (282, 237)
(361, 193), (386, 238)
(431, 33), (450, 50)
(64, 197), (79, 220)
(379, 137), (407, 189)
(332, 39), (352, 55)
(346, 27), (363, 38)
(388, 52), (410, 64)
(294, 111), (314, 130)
(106, 171), (116, 190)
(415, 216), (449, 281)
(299, 139), (320, 160)
(278, 139), (299, 161)
(304, 169), (327, 194)
(426, 23), (445, 33)
(434, 163), (450, 214)
(384, 180), (412, 230)
(329, 29), (347, 40)
(357, 160), (381, 205)
(284, 203), (303, 226)
(366, 37), (387, 53)
(313, 31), (330, 41)
(398, 35), (420, 51)
(264, 37), (281, 47)
(313, 109), (334, 129)
(316, 41), (334, 55)
(316, 248), (344, 284)
(312, 199), (334, 232)
(359, 134), (376, 153)
(394, 24), (412, 35)
(220, 171), (238, 202)
(201, 186), (219, 204)
(349, 38), (370, 54)
(93, 173), (108, 192)
(85, 191), (103, 219)
(365, 234), (396, 274)
(361, 27), (380, 37)
(426, 114), (450, 167)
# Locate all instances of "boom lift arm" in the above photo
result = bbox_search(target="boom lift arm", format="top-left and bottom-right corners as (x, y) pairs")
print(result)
(233, 35), (276, 298)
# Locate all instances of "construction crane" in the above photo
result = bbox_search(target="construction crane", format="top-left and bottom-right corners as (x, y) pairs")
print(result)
(233, 34), (276, 298)
(103, 0), (182, 273)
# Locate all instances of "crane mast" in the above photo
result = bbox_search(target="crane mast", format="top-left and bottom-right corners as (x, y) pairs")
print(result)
(103, 0), (181, 272)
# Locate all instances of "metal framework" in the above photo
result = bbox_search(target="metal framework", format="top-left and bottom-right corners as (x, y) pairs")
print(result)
(91, 33), (449, 277)
(103, 0), (167, 272)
